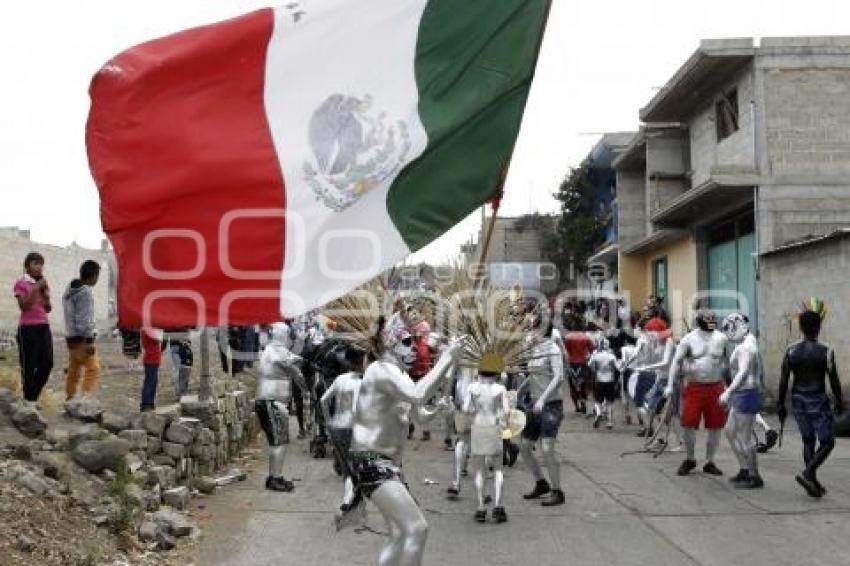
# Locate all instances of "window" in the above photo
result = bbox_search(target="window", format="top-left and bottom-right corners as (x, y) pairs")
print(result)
(652, 257), (668, 305)
(715, 88), (739, 142)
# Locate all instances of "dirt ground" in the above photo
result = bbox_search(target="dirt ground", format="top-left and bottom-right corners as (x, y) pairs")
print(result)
(0, 334), (227, 565)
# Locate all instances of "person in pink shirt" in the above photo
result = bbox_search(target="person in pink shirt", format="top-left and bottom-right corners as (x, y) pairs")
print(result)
(13, 252), (54, 403)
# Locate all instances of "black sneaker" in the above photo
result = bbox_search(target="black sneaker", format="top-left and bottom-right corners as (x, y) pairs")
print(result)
(523, 479), (551, 500)
(677, 459), (697, 476)
(703, 462), (723, 476)
(447, 484), (460, 499)
(541, 489), (565, 507)
(444, 437), (454, 451)
(736, 474), (764, 489)
(796, 473), (822, 498)
(265, 476), (294, 492)
(474, 509), (487, 523)
(729, 469), (749, 484)
(492, 506), (508, 523)
(812, 477), (827, 496)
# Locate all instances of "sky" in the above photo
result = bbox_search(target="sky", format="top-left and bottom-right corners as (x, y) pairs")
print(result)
(2, 0), (849, 263)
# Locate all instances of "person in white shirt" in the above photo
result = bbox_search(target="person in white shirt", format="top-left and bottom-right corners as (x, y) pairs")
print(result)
(588, 337), (618, 429)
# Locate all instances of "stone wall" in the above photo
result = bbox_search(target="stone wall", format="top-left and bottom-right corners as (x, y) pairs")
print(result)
(0, 228), (112, 337)
(758, 233), (850, 402)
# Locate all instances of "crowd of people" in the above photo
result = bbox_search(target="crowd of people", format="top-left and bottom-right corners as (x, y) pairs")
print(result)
(243, 286), (844, 566)
(11, 253), (845, 565)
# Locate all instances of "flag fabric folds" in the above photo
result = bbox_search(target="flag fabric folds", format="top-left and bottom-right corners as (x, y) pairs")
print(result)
(87, 0), (551, 327)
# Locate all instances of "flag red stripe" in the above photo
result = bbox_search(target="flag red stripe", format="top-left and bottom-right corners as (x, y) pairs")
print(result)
(86, 9), (285, 328)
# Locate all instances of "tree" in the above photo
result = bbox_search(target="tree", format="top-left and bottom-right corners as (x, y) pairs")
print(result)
(546, 162), (608, 286)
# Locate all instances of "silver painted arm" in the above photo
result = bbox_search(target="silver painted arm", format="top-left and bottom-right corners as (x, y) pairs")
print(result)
(320, 378), (337, 414)
(665, 338), (689, 396)
(379, 346), (458, 405)
(725, 348), (752, 396)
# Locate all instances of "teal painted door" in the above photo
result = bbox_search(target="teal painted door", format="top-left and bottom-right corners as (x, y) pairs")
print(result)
(707, 231), (756, 329)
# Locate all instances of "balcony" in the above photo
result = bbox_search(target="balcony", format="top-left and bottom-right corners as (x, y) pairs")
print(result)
(650, 171), (757, 228)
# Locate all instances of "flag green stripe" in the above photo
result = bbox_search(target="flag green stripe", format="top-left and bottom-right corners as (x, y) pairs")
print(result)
(386, 0), (550, 252)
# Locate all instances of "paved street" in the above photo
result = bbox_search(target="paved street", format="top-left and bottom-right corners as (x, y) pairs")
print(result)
(197, 414), (850, 566)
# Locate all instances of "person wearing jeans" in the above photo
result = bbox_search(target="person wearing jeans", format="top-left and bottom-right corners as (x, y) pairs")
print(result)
(140, 328), (163, 411)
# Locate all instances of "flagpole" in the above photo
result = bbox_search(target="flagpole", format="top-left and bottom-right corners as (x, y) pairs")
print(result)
(474, 0), (552, 287)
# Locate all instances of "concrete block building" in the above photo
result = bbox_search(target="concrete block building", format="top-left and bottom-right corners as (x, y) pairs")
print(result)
(610, 37), (850, 388)
(472, 215), (559, 295)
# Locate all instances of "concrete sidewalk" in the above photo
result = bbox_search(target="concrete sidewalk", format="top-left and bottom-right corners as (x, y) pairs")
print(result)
(196, 413), (850, 566)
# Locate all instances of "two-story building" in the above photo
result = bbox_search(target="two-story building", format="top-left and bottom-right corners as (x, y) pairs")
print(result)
(613, 37), (850, 389)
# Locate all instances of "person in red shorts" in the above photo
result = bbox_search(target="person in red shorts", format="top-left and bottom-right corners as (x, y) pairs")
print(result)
(665, 309), (729, 476)
(564, 321), (594, 414)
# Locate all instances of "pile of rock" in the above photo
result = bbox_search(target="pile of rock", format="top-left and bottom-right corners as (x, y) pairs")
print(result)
(0, 372), (259, 554)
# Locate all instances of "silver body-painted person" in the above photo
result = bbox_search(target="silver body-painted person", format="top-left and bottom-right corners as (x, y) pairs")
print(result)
(349, 324), (460, 566)
(255, 322), (307, 492)
(719, 313), (765, 488)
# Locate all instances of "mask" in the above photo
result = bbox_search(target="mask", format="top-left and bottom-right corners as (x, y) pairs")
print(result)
(390, 336), (416, 369)
(695, 309), (717, 332)
(721, 313), (749, 342)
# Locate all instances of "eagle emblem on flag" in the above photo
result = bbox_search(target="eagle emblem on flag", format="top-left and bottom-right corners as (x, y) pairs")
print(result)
(304, 93), (411, 212)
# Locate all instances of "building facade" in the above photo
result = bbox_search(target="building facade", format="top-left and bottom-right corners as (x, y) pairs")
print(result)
(473, 214), (559, 295)
(613, 36), (850, 348)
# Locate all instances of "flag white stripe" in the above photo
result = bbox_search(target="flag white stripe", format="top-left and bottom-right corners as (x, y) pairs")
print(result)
(264, 0), (429, 315)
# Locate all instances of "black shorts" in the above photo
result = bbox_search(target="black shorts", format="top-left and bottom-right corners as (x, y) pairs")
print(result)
(349, 451), (403, 498)
(594, 381), (617, 403)
(569, 363), (589, 387)
(255, 399), (290, 446)
(522, 400), (564, 441)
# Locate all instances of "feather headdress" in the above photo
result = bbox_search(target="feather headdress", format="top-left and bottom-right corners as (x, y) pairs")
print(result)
(798, 296), (828, 321)
(322, 278), (390, 358)
(436, 263), (542, 374)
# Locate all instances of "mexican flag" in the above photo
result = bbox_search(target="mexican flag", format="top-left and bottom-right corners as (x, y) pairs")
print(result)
(87, 0), (550, 327)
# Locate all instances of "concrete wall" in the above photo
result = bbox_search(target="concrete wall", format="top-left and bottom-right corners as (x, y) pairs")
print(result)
(618, 234), (697, 337)
(688, 69), (756, 187)
(644, 235), (698, 337)
(617, 252), (648, 315)
(758, 235), (850, 401)
(0, 230), (112, 337)
(616, 170), (646, 249)
(758, 63), (850, 250)
(484, 217), (551, 263)
(646, 130), (690, 222)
